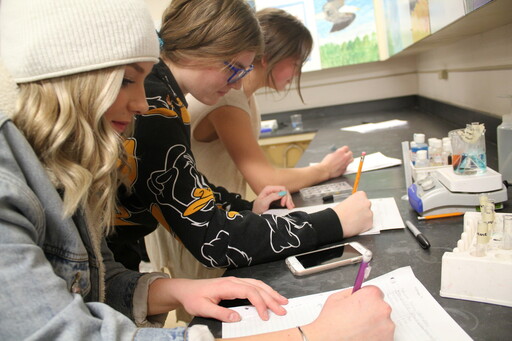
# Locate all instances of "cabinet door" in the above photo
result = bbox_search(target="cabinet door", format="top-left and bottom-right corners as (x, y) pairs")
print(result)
(260, 142), (306, 168)
(259, 133), (315, 168)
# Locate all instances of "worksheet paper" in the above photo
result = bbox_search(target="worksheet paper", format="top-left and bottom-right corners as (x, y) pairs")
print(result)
(344, 152), (402, 174)
(265, 197), (405, 235)
(309, 152), (402, 174)
(341, 119), (408, 133)
(222, 266), (472, 341)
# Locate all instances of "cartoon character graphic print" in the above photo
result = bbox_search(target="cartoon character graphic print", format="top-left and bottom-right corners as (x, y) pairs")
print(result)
(117, 76), (317, 268)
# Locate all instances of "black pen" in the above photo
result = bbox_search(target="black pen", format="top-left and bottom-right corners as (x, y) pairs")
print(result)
(405, 220), (431, 249)
(322, 193), (349, 202)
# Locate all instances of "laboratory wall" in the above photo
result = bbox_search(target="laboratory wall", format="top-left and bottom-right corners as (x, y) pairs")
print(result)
(256, 22), (512, 118)
(416, 22), (512, 118)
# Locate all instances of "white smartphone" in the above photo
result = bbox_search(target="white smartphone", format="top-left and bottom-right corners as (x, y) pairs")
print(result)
(285, 242), (369, 276)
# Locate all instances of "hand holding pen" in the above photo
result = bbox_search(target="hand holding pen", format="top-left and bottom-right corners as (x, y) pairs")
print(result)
(331, 191), (373, 237)
(353, 250), (373, 293)
(301, 275), (394, 341)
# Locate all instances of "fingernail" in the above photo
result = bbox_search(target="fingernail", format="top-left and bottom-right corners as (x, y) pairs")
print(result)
(278, 190), (287, 196)
(229, 312), (240, 322)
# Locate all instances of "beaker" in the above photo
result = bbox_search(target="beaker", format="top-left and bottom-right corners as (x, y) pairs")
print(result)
(449, 123), (487, 175)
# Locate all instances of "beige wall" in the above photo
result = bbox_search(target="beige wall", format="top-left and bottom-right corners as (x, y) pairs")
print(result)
(257, 22), (512, 118)
(255, 55), (418, 114)
(144, 0), (170, 28)
(416, 23), (512, 118)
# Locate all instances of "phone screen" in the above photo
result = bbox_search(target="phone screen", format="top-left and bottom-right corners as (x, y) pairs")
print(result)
(296, 244), (361, 269)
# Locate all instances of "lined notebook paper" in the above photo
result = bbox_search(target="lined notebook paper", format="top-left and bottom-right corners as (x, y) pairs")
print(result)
(222, 266), (471, 341)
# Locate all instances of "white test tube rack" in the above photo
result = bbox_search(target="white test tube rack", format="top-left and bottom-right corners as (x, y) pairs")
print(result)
(440, 212), (512, 307)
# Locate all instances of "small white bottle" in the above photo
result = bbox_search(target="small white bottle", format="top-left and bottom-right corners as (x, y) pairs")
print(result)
(430, 139), (443, 166)
(410, 141), (417, 165)
(497, 112), (512, 183)
(415, 150), (429, 168)
(411, 133), (428, 165)
(442, 138), (452, 165)
(427, 137), (437, 164)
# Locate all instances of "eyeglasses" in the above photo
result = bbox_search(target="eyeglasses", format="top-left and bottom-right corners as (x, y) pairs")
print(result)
(223, 61), (254, 84)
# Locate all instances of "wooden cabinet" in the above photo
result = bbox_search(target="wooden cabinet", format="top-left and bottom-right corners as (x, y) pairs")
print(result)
(242, 132), (316, 201)
(258, 132), (316, 168)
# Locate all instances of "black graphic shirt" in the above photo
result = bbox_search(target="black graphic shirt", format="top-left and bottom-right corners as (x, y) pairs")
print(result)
(111, 60), (343, 269)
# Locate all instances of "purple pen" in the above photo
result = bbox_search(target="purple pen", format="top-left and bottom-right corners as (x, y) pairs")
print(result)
(352, 250), (373, 293)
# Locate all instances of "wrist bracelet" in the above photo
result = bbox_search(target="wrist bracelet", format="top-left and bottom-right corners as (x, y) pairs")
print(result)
(297, 326), (310, 341)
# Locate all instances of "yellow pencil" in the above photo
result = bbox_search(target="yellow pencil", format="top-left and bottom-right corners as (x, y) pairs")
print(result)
(417, 212), (464, 220)
(352, 151), (366, 193)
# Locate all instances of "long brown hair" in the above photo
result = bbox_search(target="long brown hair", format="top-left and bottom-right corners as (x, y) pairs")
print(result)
(256, 8), (313, 102)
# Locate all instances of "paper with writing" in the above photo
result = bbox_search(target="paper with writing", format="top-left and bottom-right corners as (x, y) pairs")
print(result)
(222, 267), (471, 341)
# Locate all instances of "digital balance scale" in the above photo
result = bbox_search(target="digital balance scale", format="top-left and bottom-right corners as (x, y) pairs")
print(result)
(408, 167), (508, 216)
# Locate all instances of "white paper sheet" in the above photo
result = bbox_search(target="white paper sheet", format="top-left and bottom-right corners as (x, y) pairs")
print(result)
(344, 152), (402, 174)
(222, 267), (472, 341)
(341, 119), (408, 133)
(265, 197), (405, 235)
(310, 152), (402, 174)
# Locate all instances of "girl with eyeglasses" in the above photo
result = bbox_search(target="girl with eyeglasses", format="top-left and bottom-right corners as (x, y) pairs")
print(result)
(0, 0), (394, 340)
(188, 8), (354, 198)
(109, 0), (377, 323)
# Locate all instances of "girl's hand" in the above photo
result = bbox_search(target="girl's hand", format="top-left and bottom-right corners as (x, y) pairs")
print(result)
(252, 185), (294, 214)
(320, 146), (354, 178)
(332, 191), (373, 237)
(171, 277), (288, 322)
(302, 286), (395, 341)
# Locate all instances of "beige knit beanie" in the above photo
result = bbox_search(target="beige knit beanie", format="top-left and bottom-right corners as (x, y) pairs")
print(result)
(0, 0), (160, 83)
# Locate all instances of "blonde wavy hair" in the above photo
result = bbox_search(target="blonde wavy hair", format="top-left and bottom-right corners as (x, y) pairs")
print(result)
(12, 66), (125, 235)
(256, 8), (313, 102)
(159, 0), (263, 68)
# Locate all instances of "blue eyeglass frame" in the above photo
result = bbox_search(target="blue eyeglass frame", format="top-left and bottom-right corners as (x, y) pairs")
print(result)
(223, 61), (254, 84)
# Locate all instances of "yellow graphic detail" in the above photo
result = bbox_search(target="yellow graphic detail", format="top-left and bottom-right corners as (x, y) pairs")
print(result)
(227, 211), (240, 219)
(115, 206), (137, 226)
(183, 188), (214, 216)
(177, 98), (191, 124)
(146, 107), (178, 118)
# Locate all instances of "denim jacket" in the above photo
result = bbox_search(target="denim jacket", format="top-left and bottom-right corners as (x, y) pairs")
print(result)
(0, 113), (213, 340)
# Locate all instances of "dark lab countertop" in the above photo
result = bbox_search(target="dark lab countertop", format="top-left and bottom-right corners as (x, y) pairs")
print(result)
(191, 99), (511, 340)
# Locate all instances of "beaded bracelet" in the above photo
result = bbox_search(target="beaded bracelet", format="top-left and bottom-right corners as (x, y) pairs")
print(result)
(297, 326), (309, 341)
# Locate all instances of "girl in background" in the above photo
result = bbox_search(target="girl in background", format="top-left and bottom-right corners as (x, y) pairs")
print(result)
(188, 8), (354, 197)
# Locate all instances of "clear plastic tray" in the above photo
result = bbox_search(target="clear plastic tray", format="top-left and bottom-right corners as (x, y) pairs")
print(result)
(300, 181), (352, 200)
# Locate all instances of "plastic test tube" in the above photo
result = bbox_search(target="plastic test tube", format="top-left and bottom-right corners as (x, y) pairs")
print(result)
(473, 220), (488, 257)
(503, 215), (512, 250)
(457, 239), (465, 252)
(460, 232), (469, 252)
